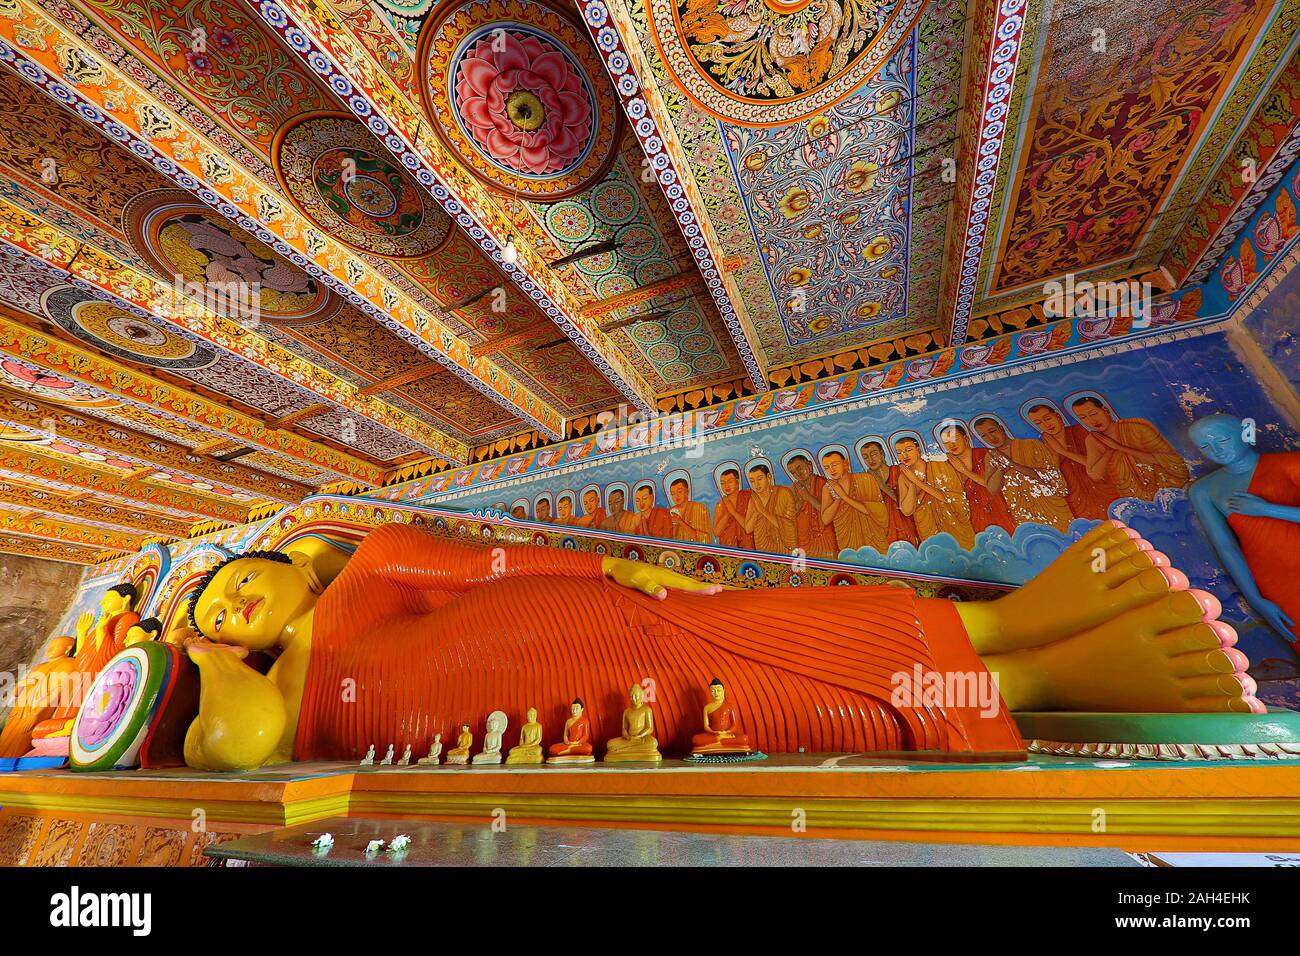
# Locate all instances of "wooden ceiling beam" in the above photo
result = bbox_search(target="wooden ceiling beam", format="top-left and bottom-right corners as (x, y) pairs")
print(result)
(0, 479), (189, 537)
(0, 445), (251, 524)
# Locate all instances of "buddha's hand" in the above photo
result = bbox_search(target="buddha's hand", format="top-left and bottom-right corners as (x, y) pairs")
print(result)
(185, 639), (250, 661)
(1226, 492), (1273, 518)
(1251, 596), (1296, 640)
(75, 611), (94, 642)
(601, 557), (723, 600)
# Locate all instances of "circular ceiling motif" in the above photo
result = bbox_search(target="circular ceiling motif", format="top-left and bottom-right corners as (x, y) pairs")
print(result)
(41, 287), (218, 371)
(419, 0), (621, 199)
(273, 112), (453, 259)
(647, 0), (926, 125)
(124, 190), (338, 325)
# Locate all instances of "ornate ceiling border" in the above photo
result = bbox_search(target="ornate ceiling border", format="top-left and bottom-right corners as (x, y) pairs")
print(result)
(574, 0), (767, 389)
(941, 0), (1028, 345)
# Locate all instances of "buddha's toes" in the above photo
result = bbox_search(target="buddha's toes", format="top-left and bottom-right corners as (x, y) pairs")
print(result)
(989, 520), (1193, 653)
(1021, 588), (1262, 714)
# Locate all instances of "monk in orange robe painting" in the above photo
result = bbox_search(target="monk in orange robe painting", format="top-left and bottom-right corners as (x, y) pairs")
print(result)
(182, 521), (1259, 772)
(1072, 396), (1190, 501)
(713, 467), (755, 550)
(1026, 403), (1119, 519)
(819, 450), (889, 552)
(860, 440), (920, 546)
(629, 484), (674, 539)
(786, 454), (839, 559)
(940, 422), (1018, 535)
(573, 489), (605, 529)
(667, 478), (712, 544)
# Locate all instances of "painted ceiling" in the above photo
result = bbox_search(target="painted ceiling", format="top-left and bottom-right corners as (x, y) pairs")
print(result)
(0, 0), (1294, 563)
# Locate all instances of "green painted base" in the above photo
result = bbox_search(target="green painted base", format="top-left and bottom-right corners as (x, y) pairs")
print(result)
(1014, 708), (1300, 760)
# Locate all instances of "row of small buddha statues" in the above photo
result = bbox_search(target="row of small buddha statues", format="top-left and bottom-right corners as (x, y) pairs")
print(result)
(359, 679), (759, 768)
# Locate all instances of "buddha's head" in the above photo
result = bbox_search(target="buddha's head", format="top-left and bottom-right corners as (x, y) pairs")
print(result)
(1071, 396), (1114, 431)
(709, 678), (726, 702)
(527, 707), (538, 722)
(189, 550), (319, 650)
(629, 683), (644, 706)
(973, 417), (1008, 450)
(1026, 403), (1064, 437)
(571, 697), (584, 717)
(124, 617), (163, 646)
(940, 421), (970, 455)
(101, 582), (138, 617)
(1190, 414), (1253, 466)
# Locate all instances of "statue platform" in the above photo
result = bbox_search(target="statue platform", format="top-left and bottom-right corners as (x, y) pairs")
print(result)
(1, 752), (1298, 865)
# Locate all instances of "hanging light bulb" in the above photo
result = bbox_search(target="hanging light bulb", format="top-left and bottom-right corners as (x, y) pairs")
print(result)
(501, 235), (519, 265)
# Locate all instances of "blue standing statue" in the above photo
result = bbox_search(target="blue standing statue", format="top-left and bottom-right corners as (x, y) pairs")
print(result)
(1188, 413), (1300, 643)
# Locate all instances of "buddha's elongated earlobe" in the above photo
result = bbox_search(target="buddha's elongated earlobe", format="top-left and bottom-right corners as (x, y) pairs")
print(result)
(289, 551), (325, 595)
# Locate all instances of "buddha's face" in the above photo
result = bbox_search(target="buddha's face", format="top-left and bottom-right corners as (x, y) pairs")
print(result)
(896, 440), (921, 466)
(710, 682), (725, 702)
(630, 684), (643, 706)
(670, 482), (688, 506)
(1073, 400), (1113, 431)
(975, 421), (1007, 449)
(583, 491), (599, 512)
(193, 556), (316, 650)
(527, 707), (537, 722)
(570, 702), (583, 717)
(100, 589), (130, 616)
(1028, 407), (1064, 437)
(863, 444), (886, 470)
(748, 468), (770, 492)
(821, 454), (847, 479)
(1190, 415), (1249, 466)
(940, 426), (969, 454)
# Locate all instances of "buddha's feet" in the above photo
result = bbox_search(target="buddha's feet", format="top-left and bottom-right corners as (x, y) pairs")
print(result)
(987, 587), (1263, 714)
(960, 520), (1191, 655)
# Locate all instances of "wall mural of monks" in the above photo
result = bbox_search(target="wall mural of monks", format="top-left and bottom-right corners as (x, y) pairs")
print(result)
(425, 333), (1300, 694)
(478, 389), (1187, 552)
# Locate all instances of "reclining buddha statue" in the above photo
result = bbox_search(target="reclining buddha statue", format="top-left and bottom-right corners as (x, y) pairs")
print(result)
(181, 520), (1258, 771)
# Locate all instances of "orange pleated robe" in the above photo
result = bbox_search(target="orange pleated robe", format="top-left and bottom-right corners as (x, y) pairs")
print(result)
(295, 525), (1022, 760)
(1227, 452), (1300, 642)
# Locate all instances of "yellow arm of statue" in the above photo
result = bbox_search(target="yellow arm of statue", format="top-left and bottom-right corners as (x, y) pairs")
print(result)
(183, 645), (287, 772)
(600, 557), (724, 599)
